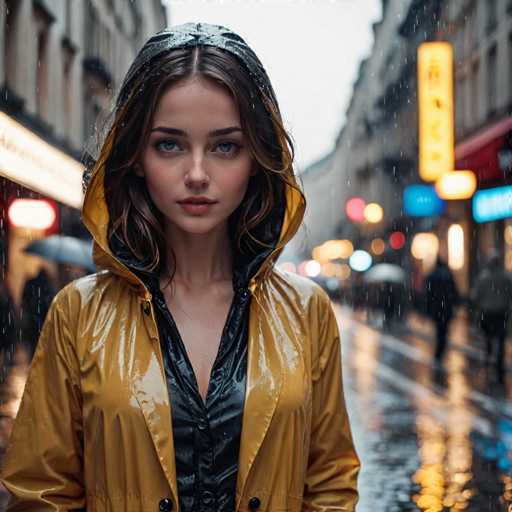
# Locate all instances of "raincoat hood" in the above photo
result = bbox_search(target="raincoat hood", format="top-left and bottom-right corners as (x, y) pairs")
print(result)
(81, 22), (305, 296)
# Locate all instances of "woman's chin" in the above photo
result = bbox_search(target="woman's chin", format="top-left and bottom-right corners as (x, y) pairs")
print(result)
(168, 216), (227, 236)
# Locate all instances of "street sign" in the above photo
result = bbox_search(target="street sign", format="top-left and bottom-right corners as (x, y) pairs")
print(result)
(418, 42), (454, 182)
(403, 184), (445, 216)
(473, 185), (512, 223)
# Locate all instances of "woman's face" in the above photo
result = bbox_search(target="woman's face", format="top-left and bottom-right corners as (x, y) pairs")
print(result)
(140, 75), (253, 236)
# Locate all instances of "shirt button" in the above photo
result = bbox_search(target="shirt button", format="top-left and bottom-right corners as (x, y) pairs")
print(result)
(158, 498), (173, 511)
(248, 496), (261, 510)
(201, 490), (214, 505)
(197, 420), (208, 431)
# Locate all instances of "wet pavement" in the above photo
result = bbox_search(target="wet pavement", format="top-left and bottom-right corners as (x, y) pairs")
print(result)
(340, 304), (512, 511)
(1, 306), (512, 510)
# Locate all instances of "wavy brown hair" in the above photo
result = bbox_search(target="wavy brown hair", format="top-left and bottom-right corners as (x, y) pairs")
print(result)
(102, 45), (304, 279)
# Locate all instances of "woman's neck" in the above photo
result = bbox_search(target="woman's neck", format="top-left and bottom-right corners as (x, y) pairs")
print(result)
(160, 222), (233, 288)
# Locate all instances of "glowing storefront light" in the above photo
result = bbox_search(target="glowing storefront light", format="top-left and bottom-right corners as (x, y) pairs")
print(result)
(349, 250), (372, 272)
(411, 233), (439, 266)
(312, 240), (353, 263)
(418, 42), (454, 182)
(473, 185), (512, 223)
(0, 112), (84, 208)
(448, 224), (464, 270)
(8, 199), (57, 230)
(364, 203), (383, 223)
(435, 170), (476, 200)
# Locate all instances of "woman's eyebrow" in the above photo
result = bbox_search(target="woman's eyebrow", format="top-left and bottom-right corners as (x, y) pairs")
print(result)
(150, 126), (242, 136)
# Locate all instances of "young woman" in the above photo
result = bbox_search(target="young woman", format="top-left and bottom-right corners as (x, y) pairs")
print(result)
(1, 23), (360, 512)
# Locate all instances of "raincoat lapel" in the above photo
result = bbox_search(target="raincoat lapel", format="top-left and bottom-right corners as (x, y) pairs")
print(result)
(236, 289), (284, 507)
(132, 344), (179, 504)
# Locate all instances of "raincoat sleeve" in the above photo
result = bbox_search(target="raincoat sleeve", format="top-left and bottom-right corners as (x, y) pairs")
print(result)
(302, 289), (360, 512)
(0, 289), (85, 511)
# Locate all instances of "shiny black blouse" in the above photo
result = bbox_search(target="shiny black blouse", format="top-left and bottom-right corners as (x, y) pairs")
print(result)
(143, 275), (251, 512)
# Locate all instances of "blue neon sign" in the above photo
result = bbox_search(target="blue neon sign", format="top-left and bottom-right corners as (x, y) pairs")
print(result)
(473, 185), (512, 223)
(403, 185), (445, 217)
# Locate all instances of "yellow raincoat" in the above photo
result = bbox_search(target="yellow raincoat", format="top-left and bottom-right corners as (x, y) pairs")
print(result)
(1, 138), (360, 510)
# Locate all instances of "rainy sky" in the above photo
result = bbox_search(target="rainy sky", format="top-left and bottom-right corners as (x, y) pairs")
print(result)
(164, 0), (382, 172)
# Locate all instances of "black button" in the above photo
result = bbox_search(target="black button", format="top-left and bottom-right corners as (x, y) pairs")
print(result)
(159, 498), (173, 511)
(143, 302), (151, 315)
(201, 490), (214, 505)
(197, 420), (208, 431)
(248, 496), (261, 510)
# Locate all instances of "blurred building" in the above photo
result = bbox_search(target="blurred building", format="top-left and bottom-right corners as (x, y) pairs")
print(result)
(0, 0), (168, 307)
(292, 0), (512, 296)
(440, 0), (512, 278)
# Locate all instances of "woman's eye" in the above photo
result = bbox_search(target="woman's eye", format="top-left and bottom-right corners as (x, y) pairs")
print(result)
(214, 141), (241, 155)
(155, 140), (180, 152)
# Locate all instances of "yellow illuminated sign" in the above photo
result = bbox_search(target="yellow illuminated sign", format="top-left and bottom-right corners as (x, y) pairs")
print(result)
(418, 42), (454, 182)
(0, 112), (83, 208)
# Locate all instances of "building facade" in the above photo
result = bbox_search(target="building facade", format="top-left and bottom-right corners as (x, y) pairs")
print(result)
(289, 0), (512, 295)
(0, 0), (168, 305)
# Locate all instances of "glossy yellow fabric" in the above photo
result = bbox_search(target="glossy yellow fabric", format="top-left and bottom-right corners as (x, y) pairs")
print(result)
(1, 134), (360, 511)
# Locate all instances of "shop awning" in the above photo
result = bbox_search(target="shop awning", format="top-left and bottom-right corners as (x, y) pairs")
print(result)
(0, 112), (84, 208)
(455, 116), (512, 183)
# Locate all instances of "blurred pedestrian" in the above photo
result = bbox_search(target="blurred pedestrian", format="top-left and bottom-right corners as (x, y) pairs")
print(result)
(423, 257), (460, 363)
(0, 23), (360, 511)
(0, 273), (17, 351)
(19, 268), (57, 355)
(471, 251), (512, 381)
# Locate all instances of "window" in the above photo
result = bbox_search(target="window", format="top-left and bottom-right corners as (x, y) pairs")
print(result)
(487, 45), (497, 116)
(471, 60), (479, 126)
(487, 0), (497, 33)
(4, 0), (19, 91)
(509, 33), (512, 105)
(470, 2), (479, 50)
(35, 29), (48, 119)
(62, 45), (74, 138)
(455, 77), (465, 136)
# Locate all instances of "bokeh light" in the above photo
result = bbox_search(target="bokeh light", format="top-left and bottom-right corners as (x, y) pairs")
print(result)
(349, 250), (372, 272)
(389, 231), (406, 250)
(371, 238), (386, 255)
(364, 203), (384, 223)
(346, 197), (366, 222)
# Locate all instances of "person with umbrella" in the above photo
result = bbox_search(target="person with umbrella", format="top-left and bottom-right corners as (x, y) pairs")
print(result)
(1, 23), (360, 512)
(423, 256), (460, 364)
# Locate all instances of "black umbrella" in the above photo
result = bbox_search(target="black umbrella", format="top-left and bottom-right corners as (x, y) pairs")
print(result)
(24, 235), (95, 272)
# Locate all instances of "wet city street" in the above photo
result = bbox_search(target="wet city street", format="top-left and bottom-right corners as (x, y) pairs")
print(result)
(340, 304), (512, 511)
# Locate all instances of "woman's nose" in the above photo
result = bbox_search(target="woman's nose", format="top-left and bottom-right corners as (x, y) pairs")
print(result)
(184, 155), (210, 188)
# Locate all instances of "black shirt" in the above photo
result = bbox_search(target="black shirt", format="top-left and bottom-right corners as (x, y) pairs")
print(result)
(146, 277), (251, 512)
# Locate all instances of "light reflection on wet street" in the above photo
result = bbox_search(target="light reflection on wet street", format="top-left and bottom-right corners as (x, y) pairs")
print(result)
(339, 304), (512, 511)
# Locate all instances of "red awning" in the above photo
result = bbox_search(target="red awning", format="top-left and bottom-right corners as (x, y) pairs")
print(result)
(455, 116), (512, 182)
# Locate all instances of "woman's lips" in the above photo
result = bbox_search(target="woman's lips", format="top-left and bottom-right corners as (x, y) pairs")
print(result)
(178, 202), (216, 215)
